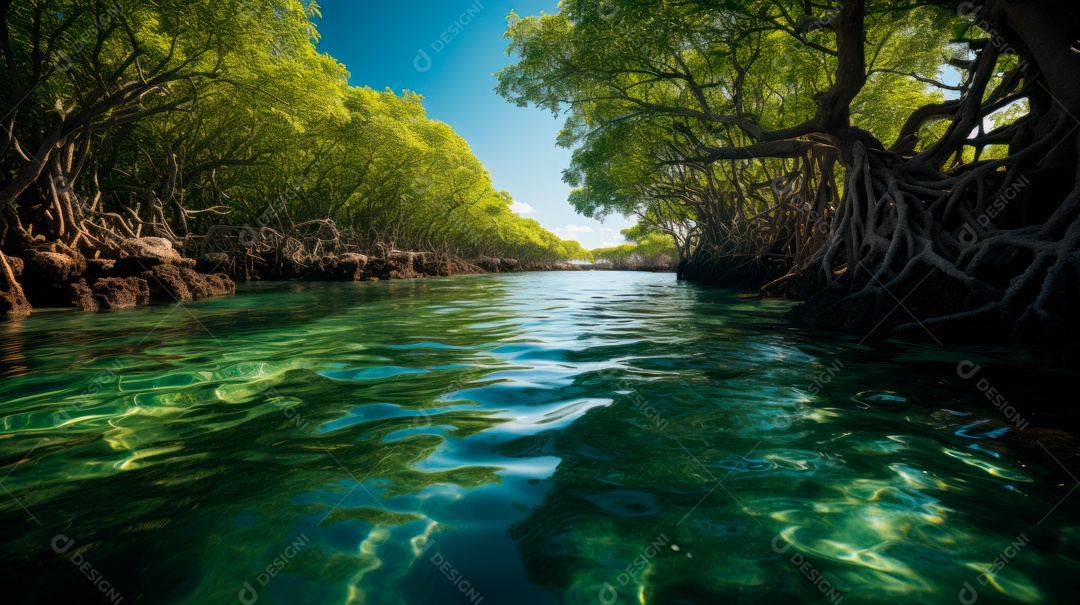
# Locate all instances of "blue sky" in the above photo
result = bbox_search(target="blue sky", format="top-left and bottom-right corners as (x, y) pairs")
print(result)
(312, 0), (631, 249)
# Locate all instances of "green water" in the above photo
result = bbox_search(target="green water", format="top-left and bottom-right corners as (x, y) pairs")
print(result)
(1, 272), (1078, 604)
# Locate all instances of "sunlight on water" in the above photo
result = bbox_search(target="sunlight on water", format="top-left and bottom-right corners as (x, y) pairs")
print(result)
(0, 272), (1077, 604)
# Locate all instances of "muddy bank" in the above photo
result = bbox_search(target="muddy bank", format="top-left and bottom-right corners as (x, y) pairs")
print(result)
(0, 238), (236, 317)
(193, 246), (575, 283)
(0, 238), (581, 318)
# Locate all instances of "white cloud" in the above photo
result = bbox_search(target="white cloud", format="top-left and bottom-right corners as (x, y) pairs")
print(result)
(562, 224), (594, 233)
(510, 200), (537, 215)
(554, 224), (596, 241)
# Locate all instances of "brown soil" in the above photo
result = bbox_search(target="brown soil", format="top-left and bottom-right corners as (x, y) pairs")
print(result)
(0, 239), (580, 318)
(1, 237), (235, 317)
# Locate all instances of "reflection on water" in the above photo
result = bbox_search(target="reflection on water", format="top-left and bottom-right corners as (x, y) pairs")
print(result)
(1, 272), (1078, 604)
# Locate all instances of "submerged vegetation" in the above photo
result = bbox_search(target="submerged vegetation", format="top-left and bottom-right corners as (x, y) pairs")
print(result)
(0, 0), (589, 316)
(498, 0), (1080, 355)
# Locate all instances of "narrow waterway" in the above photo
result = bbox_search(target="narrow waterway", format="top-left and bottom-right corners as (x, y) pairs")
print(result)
(1, 271), (1076, 604)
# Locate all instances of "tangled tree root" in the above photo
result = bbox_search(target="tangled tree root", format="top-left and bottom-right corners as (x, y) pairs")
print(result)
(0, 251), (31, 317)
(677, 150), (837, 290)
(787, 140), (1080, 358)
(677, 242), (787, 289)
(188, 220), (568, 282)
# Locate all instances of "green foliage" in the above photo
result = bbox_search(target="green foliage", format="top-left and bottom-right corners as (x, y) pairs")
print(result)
(592, 227), (676, 268)
(497, 0), (955, 250)
(1, 0), (582, 262)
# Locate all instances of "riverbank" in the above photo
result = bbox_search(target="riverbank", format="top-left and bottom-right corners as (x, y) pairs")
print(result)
(0, 237), (581, 318)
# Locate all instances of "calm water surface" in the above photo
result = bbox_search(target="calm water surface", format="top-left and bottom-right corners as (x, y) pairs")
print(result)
(1, 272), (1078, 604)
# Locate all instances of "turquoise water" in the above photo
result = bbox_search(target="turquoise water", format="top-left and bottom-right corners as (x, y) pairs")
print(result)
(1, 271), (1077, 604)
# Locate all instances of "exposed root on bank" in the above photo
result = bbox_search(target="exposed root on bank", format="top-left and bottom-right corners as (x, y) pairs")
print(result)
(0, 207), (581, 317)
(788, 119), (1080, 355)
